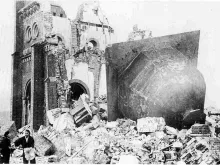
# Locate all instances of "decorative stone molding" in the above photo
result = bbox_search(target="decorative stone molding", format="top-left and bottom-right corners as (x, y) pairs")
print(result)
(19, 1), (40, 21)
(24, 22), (40, 43)
(25, 26), (32, 43)
(45, 33), (59, 45)
(23, 47), (32, 56)
(22, 56), (31, 63)
(32, 22), (39, 39)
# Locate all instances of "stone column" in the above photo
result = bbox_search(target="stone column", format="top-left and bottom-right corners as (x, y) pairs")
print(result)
(31, 43), (45, 131)
(11, 52), (23, 129)
(44, 43), (58, 126)
(22, 96), (26, 126)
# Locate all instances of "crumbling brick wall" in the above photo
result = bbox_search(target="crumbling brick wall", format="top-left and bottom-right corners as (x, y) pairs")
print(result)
(12, 1), (114, 130)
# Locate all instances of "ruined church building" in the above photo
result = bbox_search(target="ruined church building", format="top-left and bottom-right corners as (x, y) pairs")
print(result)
(11, 1), (114, 130)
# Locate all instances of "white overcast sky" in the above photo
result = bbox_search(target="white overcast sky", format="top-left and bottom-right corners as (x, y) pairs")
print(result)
(0, 0), (220, 112)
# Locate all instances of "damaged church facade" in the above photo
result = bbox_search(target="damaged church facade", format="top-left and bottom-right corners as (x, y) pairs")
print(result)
(11, 1), (114, 130)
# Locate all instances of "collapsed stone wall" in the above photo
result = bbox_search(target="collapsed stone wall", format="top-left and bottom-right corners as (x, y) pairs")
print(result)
(45, 33), (105, 110)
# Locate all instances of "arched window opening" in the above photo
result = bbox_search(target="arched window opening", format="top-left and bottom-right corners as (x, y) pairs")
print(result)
(70, 82), (88, 101)
(88, 40), (98, 50)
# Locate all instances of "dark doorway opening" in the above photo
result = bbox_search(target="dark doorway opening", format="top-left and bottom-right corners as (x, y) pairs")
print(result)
(70, 82), (88, 101)
(25, 81), (31, 125)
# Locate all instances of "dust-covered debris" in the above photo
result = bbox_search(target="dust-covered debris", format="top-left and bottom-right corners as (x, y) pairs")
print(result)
(34, 135), (55, 156)
(7, 107), (220, 164)
(137, 117), (165, 133)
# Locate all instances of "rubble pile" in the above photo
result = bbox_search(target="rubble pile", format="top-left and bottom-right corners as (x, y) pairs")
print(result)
(33, 110), (220, 164)
(9, 106), (220, 164)
(205, 107), (220, 137)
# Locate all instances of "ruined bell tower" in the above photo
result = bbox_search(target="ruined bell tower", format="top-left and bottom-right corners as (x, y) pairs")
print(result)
(11, 1), (114, 131)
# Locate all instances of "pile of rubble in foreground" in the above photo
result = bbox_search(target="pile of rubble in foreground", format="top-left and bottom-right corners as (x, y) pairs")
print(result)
(11, 106), (220, 164)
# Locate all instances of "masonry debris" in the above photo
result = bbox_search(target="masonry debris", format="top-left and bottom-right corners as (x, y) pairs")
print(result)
(7, 106), (220, 164)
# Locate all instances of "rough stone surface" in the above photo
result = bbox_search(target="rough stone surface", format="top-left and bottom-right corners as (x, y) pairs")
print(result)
(53, 113), (75, 132)
(34, 135), (54, 156)
(105, 31), (205, 129)
(12, 1), (114, 131)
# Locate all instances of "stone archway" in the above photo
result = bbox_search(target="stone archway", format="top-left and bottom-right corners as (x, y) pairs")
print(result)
(69, 79), (90, 101)
(88, 38), (99, 50)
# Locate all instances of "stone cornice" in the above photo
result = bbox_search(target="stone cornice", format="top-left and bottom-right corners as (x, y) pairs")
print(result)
(18, 1), (40, 21)
(79, 21), (114, 33)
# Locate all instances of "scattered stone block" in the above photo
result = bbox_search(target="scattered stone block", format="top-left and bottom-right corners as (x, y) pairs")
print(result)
(63, 134), (72, 156)
(66, 157), (86, 164)
(137, 117), (165, 133)
(172, 141), (183, 148)
(53, 113), (75, 132)
(35, 135), (54, 156)
(106, 121), (118, 129)
(70, 94), (93, 126)
(99, 103), (107, 112)
(61, 108), (70, 113)
(70, 98), (84, 116)
(90, 105), (99, 115)
(190, 124), (211, 136)
(165, 125), (179, 135)
(48, 155), (59, 163)
(47, 108), (62, 125)
(164, 151), (178, 161)
(118, 155), (139, 164)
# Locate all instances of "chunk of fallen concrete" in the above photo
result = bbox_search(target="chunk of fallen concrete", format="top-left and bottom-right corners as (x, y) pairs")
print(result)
(90, 105), (99, 115)
(205, 116), (216, 127)
(71, 95), (93, 126)
(176, 161), (186, 165)
(61, 108), (70, 113)
(34, 135), (54, 156)
(83, 139), (99, 161)
(66, 157), (87, 164)
(91, 114), (101, 129)
(137, 117), (165, 133)
(190, 124), (211, 136)
(47, 108), (62, 125)
(70, 98), (85, 116)
(63, 133), (72, 156)
(53, 112), (75, 132)
(48, 155), (59, 163)
(177, 129), (187, 140)
(164, 151), (178, 161)
(118, 155), (139, 164)
(165, 125), (179, 135)
(99, 103), (107, 112)
(106, 121), (118, 129)
(172, 141), (183, 148)
(80, 94), (92, 116)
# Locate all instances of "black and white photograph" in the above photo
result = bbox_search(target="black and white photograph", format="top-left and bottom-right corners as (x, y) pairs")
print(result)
(0, 0), (220, 164)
